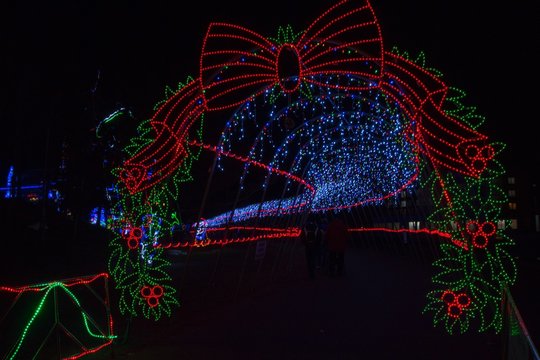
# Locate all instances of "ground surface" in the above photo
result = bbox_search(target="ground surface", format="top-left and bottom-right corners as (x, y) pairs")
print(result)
(1, 203), (538, 359)
(86, 243), (513, 360)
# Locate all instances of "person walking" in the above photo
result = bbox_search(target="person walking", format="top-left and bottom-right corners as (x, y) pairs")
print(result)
(326, 216), (349, 277)
(302, 216), (319, 279)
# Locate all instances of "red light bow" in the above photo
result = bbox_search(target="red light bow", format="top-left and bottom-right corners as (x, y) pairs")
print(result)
(199, 0), (384, 110)
(120, 0), (384, 194)
(119, 0), (490, 195)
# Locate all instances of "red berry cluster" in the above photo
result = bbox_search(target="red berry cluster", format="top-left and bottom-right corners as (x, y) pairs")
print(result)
(120, 166), (145, 194)
(441, 290), (471, 318)
(121, 226), (143, 249)
(140, 285), (164, 308)
(464, 144), (494, 174)
(466, 220), (496, 249)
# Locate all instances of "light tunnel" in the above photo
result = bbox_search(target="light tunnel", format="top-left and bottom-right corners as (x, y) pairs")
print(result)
(107, 0), (516, 334)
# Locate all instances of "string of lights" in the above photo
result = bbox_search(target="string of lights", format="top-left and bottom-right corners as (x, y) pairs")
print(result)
(107, 0), (516, 334)
(0, 274), (115, 360)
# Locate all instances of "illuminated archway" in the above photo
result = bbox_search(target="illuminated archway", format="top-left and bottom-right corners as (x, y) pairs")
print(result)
(108, 0), (515, 334)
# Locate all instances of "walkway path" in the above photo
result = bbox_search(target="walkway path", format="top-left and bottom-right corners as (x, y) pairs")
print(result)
(89, 241), (502, 359)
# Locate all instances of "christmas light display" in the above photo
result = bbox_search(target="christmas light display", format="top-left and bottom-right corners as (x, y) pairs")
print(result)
(0, 273), (115, 359)
(108, 0), (516, 334)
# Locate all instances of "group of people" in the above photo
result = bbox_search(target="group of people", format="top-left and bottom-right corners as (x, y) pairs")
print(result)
(302, 214), (350, 279)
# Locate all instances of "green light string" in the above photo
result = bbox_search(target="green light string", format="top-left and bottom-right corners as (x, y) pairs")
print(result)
(7, 283), (116, 360)
(268, 24), (303, 45)
(107, 81), (202, 320)
(389, 46), (443, 78)
(443, 87), (486, 130)
(106, 25), (305, 319)
(388, 48), (516, 333)
(153, 76), (196, 111)
(412, 49), (516, 333)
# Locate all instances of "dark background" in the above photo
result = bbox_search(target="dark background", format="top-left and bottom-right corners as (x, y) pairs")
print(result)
(4, 0), (540, 181)
(2, 3), (540, 356)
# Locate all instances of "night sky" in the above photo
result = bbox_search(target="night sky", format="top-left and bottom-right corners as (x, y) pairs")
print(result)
(5, 0), (540, 182)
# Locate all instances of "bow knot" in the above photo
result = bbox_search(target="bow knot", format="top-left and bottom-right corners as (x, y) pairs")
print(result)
(199, 0), (384, 111)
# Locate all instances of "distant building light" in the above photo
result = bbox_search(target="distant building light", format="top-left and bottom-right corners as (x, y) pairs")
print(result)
(510, 219), (518, 230)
